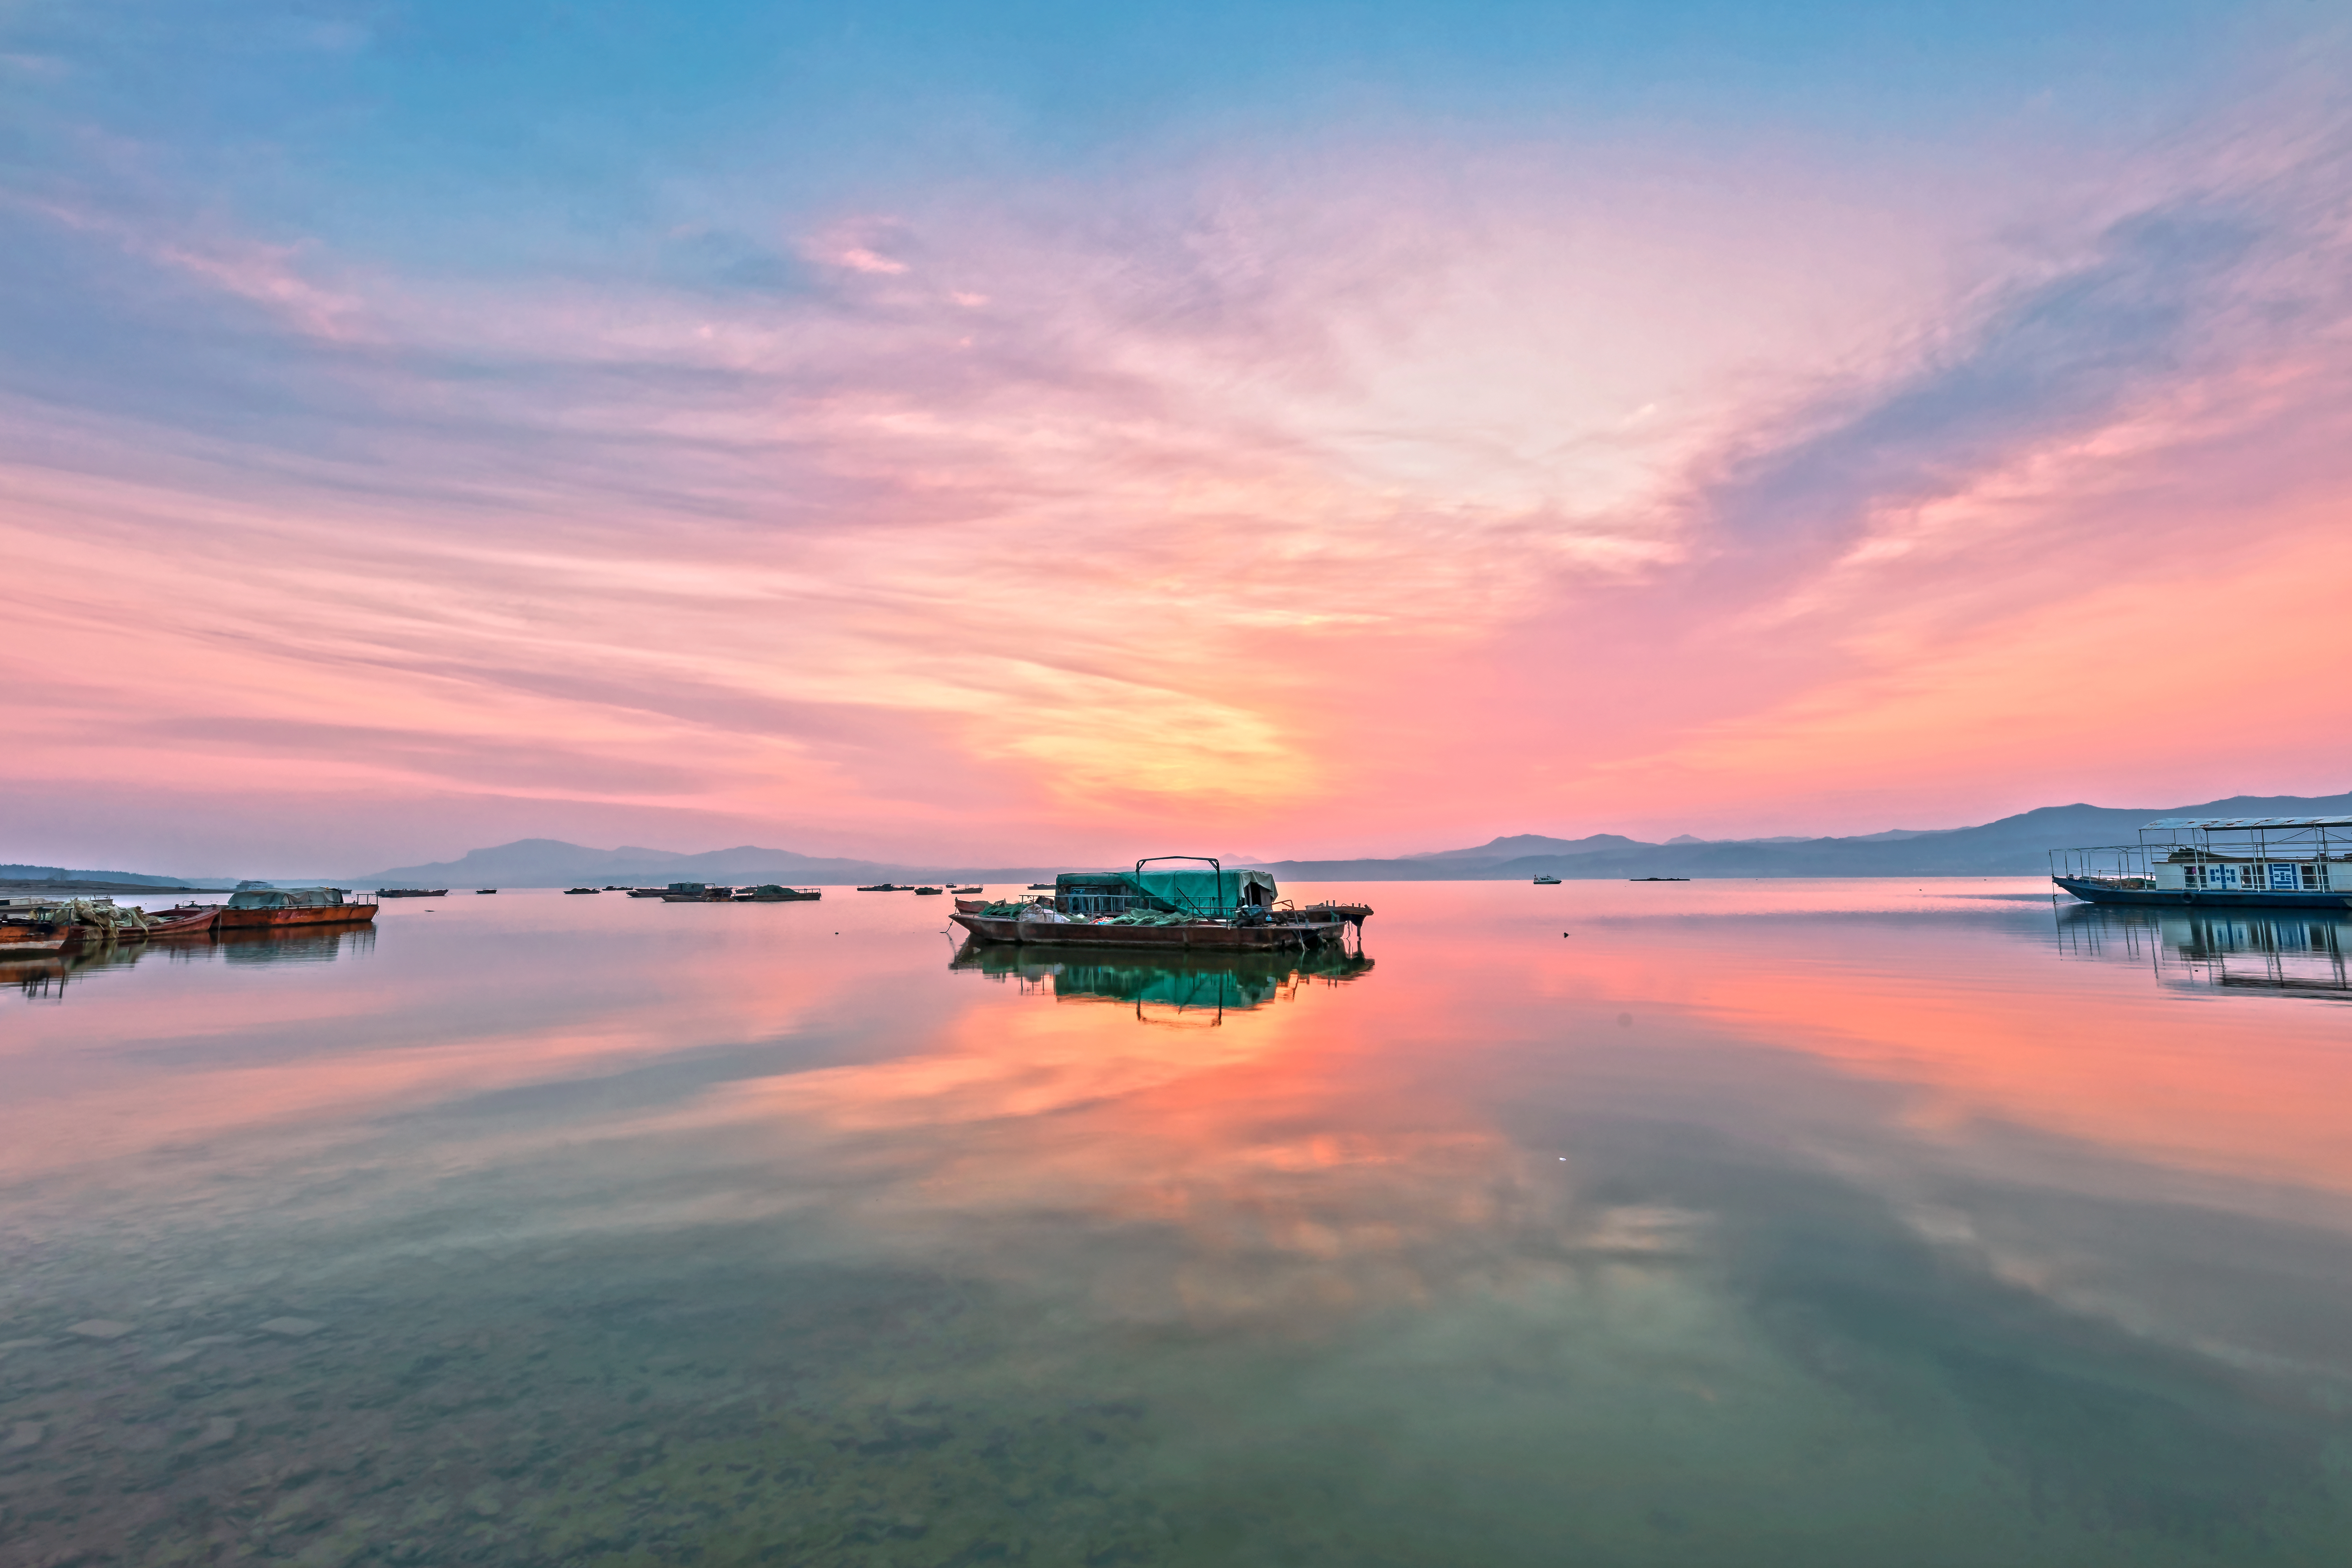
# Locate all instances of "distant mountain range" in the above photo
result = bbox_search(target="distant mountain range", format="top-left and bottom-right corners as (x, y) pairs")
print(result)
(1253, 789), (2352, 881)
(346, 839), (1068, 889)
(0, 864), (237, 891)
(16, 789), (2346, 891)
(337, 789), (2352, 887)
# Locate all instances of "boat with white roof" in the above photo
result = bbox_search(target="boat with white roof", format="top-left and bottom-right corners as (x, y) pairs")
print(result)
(2051, 815), (2352, 909)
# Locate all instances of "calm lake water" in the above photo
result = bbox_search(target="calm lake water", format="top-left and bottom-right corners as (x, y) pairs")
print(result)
(3, 880), (2348, 1566)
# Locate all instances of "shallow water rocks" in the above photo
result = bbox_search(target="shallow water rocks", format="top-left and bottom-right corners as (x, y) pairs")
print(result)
(65, 1318), (137, 1339)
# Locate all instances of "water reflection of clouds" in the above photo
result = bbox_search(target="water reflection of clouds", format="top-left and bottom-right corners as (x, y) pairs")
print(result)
(4, 887), (2349, 1562)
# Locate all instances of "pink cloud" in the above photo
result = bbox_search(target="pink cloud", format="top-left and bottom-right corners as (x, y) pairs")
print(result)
(5, 107), (2350, 868)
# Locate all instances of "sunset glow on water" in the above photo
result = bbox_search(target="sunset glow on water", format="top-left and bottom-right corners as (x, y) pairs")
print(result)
(4, 884), (2346, 1564)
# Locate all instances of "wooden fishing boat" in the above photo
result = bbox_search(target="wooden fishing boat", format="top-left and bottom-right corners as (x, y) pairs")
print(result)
(951, 910), (1354, 951)
(145, 903), (222, 936)
(0, 913), (70, 956)
(950, 857), (1368, 953)
(1532, 874), (1560, 884)
(564, 887), (600, 895)
(476, 888), (499, 894)
(856, 884), (910, 892)
(740, 885), (822, 901)
(914, 886), (944, 895)
(378, 888), (447, 898)
(217, 888), (379, 929)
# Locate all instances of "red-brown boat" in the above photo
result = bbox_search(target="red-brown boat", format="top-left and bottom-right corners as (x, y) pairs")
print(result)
(145, 903), (224, 936)
(215, 887), (379, 930)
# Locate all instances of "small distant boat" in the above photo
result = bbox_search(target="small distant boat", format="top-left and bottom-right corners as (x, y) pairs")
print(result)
(378, 888), (447, 898)
(1629, 876), (1688, 882)
(658, 884), (736, 902)
(857, 884), (909, 892)
(914, 886), (944, 896)
(564, 887), (600, 895)
(740, 885), (822, 902)
(1532, 874), (1561, 885)
(475, 888), (499, 895)
(949, 885), (983, 894)
(625, 888), (667, 898)
(1027, 883), (1055, 891)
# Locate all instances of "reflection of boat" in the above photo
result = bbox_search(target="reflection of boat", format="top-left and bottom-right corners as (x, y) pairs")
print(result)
(2055, 903), (2350, 998)
(217, 923), (378, 964)
(9, 921), (377, 997)
(2053, 815), (2352, 909)
(218, 887), (379, 929)
(953, 941), (1373, 1020)
(951, 857), (1366, 952)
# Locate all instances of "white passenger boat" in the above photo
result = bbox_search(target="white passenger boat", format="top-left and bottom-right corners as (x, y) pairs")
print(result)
(2051, 815), (2352, 909)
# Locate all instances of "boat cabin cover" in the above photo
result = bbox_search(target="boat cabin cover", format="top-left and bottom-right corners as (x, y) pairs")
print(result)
(1055, 864), (1277, 918)
(226, 887), (349, 909)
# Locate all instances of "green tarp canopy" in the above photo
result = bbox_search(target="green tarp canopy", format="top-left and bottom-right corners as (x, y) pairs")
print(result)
(227, 887), (345, 909)
(1058, 864), (1277, 915)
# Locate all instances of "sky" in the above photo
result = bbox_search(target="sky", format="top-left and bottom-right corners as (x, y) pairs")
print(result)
(4, 1), (2350, 875)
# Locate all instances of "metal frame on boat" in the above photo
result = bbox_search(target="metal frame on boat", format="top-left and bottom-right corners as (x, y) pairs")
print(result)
(2051, 815), (2352, 909)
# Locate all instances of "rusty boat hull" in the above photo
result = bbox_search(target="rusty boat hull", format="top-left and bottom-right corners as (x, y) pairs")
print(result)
(949, 913), (1352, 951)
(215, 902), (379, 930)
(0, 924), (71, 957)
